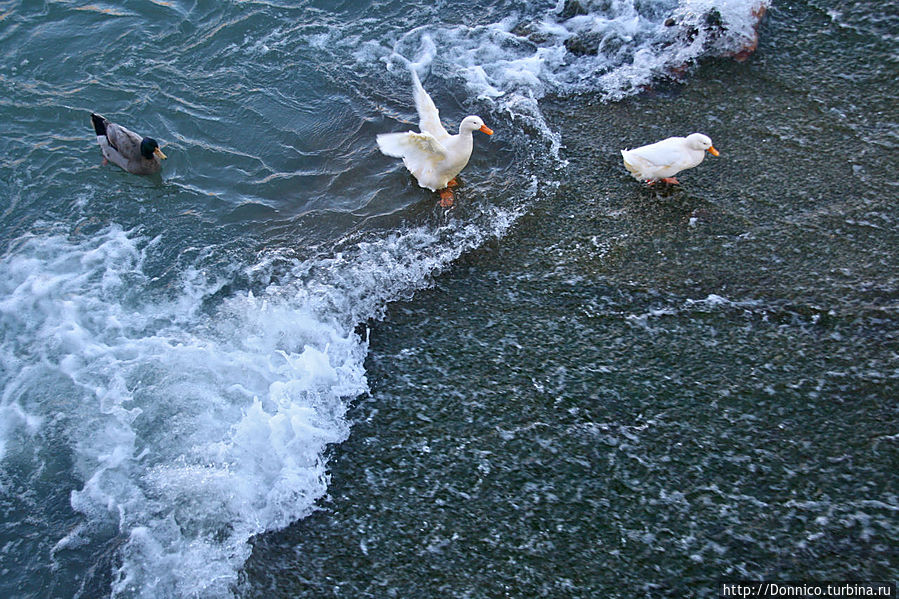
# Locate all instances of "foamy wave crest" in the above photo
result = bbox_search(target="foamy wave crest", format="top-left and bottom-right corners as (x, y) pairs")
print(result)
(0, 225), (368, 597)
(373, 0), (766, 105)
(0, 205), (517, 597)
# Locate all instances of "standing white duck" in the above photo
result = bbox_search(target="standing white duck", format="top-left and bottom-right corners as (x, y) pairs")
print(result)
(621, 133), (719, 185)
(91, 113), (167, 175)
(377, 69), (493, 207)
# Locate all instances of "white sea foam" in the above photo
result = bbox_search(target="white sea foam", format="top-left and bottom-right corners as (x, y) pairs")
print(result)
(0, 225), (367, 597)
(0, 208), (512, 597)
(378, 0), (767, 101)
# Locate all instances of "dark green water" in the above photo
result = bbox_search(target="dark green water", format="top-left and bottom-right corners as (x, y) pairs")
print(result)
(242, 3), (898, 597)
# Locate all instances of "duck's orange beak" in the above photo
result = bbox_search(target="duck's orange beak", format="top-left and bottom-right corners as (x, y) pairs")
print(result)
(479, 124), (494, 135)
(707, 146), (719, 157)
(154, 147), (168, 160)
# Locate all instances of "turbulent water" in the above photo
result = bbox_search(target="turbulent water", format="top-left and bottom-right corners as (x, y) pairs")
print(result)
(1, 1), (896, 598)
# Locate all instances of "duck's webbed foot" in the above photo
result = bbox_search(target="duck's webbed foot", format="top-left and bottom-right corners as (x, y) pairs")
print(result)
(438, 188), (454, 208)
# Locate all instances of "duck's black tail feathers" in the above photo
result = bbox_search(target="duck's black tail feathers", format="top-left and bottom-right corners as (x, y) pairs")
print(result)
(91, 113), (108, 137)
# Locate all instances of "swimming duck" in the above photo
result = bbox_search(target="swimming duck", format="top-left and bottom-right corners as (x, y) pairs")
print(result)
(377, 70), (493, 207)
(621, 133), (719, 185)
(91, 113), (167, 175)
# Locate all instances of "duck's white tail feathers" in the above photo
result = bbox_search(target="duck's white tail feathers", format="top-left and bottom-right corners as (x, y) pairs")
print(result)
(621, 149), (654, 180)
(620, 150), (638, 176)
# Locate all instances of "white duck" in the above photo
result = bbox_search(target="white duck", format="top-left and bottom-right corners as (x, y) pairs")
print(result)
(621, 133), (719, 185)
(91, 113), (167, 175)
(377, 69), (493, 206)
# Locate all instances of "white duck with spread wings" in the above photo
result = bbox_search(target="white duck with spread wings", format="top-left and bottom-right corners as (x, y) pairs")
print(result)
(377, 70), (492, 205)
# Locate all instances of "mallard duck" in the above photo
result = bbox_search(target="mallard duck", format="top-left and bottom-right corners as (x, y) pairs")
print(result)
(621, 133), (719, 185)
(91, 113), (167, 175)
(377, 70), (493, 206)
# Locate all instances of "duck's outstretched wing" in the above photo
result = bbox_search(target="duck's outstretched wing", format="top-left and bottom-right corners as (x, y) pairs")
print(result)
(377, 131), (452, 191)
(377, 131), (447, 161)
(411, 69), (449, 141)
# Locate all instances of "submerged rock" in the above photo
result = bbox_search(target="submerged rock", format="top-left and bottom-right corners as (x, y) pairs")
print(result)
(560, 2), (767, 63)
(559, 0), (590, 20)
(510, 20), (553, 45)
(731, 4), (767, 62)
(664, 3), (767, 63)
(564, 31), (604, 57)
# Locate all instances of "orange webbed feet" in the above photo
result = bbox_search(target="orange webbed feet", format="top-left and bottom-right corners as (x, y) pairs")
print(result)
(438, 188), (454, 208)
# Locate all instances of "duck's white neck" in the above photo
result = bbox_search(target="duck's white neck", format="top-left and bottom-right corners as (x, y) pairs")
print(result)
(449, 127), (474, 150)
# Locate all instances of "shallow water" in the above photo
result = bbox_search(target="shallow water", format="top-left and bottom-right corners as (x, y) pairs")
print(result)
(1, 0), (896, 597)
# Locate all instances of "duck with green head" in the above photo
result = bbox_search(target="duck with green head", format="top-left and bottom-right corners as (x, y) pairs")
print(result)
(91, 113), (167, 175)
